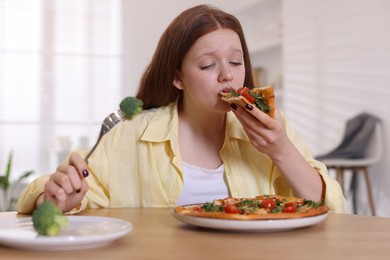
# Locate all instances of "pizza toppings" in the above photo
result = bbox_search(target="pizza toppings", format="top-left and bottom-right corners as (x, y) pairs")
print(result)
(175, 195), (329, 220)
(220, 86), (275, 117)
(261, 198), (276, 211)
(201, 196), (322, 214)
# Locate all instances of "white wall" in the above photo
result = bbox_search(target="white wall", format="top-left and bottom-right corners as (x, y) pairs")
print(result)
(282, 0), (390, 216)
(121, 0), (260, 95)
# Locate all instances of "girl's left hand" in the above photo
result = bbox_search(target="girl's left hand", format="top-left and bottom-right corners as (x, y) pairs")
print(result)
(231, 104), (291, 160)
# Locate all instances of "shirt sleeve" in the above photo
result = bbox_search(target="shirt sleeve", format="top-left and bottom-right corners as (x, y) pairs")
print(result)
(15, 149), (104, 214)
(16, 174), (49, 214)
(284, 116), (347, 213)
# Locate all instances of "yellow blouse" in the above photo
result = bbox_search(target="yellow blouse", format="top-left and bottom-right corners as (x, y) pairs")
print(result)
(16, 101), (346, 214)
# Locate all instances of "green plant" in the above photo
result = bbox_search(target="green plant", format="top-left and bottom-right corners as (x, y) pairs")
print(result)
(0, 151), (34, 211)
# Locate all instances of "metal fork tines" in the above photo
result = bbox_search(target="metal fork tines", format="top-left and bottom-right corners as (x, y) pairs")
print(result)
(100, 110), (124, 135)
(85, 110), (124, 162)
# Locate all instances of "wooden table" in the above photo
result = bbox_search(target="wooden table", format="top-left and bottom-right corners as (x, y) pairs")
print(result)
(1, 208), (390, 259)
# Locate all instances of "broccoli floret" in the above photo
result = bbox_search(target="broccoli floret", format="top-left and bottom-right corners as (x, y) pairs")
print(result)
(32, 200), (68, 236)
(119, 96), (143, 120)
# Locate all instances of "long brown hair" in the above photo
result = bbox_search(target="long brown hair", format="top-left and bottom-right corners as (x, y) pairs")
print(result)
(136, 4), (254, 109)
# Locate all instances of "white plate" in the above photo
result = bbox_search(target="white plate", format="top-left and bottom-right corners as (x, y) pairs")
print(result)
(0, 216), (132, 251)
(173, 211), (328, 232)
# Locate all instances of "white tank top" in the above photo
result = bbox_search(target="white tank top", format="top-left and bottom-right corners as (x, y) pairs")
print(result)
(176, 162), (228, 206)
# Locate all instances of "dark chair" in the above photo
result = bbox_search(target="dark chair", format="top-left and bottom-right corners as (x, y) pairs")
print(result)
(316, 113), (382, 216)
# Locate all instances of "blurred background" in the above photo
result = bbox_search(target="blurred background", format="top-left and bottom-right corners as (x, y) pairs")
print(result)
(1, 0), (389, 215)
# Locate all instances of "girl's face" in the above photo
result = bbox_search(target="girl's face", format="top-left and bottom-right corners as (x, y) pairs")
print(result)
(174, 28), (245, 114)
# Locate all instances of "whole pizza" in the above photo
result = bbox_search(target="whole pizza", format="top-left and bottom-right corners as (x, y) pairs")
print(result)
(174, 195), (329, 220)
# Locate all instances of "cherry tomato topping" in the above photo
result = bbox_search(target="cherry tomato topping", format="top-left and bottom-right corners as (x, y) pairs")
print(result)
(224, 204), (240, 214)
(236, 87), (255, 103)
(282, 202), (297, 213)
(236, 87), (247, 94)
(241, 92), (255, 103)
(237, 87), (247, 94)
(261, 198), (276, 210)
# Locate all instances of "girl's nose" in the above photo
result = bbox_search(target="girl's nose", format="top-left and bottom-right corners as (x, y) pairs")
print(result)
(218, 66), (233, 83)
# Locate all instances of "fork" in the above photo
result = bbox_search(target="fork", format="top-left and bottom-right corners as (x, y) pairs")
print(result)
(84, 109), (125, 162)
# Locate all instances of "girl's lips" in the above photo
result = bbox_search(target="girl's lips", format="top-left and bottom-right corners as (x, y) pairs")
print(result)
(219, 86), (236, 94)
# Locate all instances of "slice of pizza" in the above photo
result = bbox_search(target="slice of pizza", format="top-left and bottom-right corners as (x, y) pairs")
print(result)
(220, 86), (275, 118)
(174, 195), (329, 220)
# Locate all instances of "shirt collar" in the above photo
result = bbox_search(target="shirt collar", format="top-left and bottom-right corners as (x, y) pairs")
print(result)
(140, 101), (178, 142)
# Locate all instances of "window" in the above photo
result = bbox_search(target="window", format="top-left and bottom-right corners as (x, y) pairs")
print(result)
(0, 0), (122, 179)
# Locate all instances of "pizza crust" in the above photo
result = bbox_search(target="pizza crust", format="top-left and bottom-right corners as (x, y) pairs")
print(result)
(252, 86), (275, 118)
(220, 94), (251, 110)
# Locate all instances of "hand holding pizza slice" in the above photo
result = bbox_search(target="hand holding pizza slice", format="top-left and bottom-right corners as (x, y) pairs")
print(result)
(220, 86), (275, 118)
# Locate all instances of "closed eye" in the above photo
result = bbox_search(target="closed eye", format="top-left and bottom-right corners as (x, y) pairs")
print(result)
(230, 61), (242, 66)
(200, 64), (215, 70)
(200, 61), (242, 70)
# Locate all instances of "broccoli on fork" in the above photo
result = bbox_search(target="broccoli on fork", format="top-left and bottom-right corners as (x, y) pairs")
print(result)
(119, 96), (143, 120)
(32, 200), (68, 236)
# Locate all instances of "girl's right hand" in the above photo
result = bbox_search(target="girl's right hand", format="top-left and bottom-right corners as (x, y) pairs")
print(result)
(40, 152), (89, 213)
